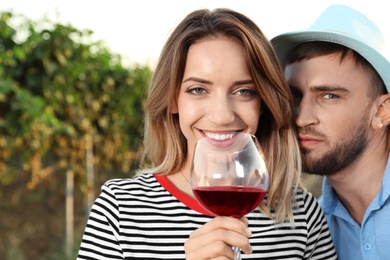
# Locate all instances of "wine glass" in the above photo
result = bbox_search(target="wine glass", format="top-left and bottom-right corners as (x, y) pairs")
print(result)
(190, 132), (269, 260)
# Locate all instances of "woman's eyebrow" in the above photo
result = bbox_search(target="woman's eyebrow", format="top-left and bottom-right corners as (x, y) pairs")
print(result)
(233, 79), (254, 85)
(182, 77), (213, 84)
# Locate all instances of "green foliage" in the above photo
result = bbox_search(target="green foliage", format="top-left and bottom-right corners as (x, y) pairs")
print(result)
(0, 11), (151, 185)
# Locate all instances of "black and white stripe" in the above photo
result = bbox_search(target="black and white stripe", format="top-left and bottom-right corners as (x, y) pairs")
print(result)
(77, 173), (337, 259)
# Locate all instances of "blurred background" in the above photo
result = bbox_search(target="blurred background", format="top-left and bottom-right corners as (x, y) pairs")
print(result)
(0, 1), (388, 259)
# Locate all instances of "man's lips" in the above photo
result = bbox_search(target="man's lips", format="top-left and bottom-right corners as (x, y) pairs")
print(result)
(298, 135), (322, 146)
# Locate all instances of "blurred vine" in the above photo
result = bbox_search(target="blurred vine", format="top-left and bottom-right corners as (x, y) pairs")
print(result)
(0, 11), (151, 189)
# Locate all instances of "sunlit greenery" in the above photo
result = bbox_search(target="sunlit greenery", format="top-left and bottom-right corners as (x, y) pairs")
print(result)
(0, 11), (151, 183)
(0, 11), (152, 259)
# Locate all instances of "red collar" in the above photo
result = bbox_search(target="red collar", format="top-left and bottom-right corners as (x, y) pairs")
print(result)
(154, 174), (214, 216)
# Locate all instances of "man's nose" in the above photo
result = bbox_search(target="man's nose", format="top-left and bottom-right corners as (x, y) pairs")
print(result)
(295, 97), (318, 128)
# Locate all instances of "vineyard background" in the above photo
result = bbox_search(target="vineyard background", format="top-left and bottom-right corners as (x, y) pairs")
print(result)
(0, 10), (323, 260)
(0, 12), (151, 259)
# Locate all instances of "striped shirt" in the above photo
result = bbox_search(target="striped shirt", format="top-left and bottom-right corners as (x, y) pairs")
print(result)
(77, 173), (337, 259)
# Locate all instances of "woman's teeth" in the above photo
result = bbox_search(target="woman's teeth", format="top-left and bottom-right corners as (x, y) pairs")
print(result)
(205, 132), (235, 141)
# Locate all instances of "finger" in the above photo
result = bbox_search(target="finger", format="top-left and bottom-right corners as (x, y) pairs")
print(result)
(187, 227), (251, 252)
(185, 240), (234, 260)
(189, 216), (250, 238)
(195, 217), (252, 252)
(185, 217), (252, 257)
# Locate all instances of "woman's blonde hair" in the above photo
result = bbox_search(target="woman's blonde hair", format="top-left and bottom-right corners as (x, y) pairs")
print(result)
(140, 8), (302, 223)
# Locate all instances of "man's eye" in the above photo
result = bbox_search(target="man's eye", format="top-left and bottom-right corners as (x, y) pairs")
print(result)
(291, 92), (302, 101)
(290, 88), (302, 99)
(323, 93), (337, 99)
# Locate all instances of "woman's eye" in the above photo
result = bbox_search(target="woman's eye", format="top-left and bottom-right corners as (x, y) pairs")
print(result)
(236, 88), (256, 96)
(187, 87), (206, 95)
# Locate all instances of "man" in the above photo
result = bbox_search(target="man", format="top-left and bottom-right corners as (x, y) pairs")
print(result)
(271, 4), (390, 260)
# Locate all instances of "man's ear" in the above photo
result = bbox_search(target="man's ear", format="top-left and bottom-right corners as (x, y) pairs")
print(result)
(373, 94), (390, 129)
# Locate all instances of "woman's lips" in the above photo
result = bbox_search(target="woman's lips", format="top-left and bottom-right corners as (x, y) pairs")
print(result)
(203, 132), (236, 141)
(202, 131), (240, 148)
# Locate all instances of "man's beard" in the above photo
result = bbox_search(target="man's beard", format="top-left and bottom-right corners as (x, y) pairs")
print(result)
(301, 111), (370, 176)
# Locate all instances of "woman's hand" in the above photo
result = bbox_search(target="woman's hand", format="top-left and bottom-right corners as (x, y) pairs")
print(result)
(184, 216), (252, 259)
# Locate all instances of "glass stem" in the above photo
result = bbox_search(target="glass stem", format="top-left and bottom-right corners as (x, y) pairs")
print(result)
(233, 246), (241, 260)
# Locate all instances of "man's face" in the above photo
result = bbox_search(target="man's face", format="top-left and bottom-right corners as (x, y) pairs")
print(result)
(285, 53), (373, 176)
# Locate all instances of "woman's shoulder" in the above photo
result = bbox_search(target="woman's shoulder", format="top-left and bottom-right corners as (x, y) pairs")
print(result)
(293, 187), (322, 213)
(295, 187), (317, 202)
(102, 173), (161, 193)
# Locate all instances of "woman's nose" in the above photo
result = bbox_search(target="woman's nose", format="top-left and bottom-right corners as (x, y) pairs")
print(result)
(207, 95), (235, 125)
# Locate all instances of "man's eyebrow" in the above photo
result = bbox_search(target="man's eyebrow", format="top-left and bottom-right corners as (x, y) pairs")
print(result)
(289, 84), (349, 92)
(312, 85), (349, 92)
(289, 84), (300, 91)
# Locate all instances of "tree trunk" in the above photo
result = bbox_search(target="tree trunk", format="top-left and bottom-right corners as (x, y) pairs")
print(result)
(65, 169), (74, 259)
(86, 133), (95, 218)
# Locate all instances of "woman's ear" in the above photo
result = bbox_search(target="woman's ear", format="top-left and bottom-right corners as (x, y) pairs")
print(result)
(170, 100), (178, 114)
(373, 94), (390, 129)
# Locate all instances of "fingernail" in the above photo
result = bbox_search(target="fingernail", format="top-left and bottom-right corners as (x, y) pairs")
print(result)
(246, 228), (252, 237)
(248, 244), (253, 253)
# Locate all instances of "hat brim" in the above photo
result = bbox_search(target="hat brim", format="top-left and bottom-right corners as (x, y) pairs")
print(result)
(271, 31), (390, 93)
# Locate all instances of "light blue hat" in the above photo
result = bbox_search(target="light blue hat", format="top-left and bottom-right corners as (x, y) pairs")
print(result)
(271, 4), (390, 92)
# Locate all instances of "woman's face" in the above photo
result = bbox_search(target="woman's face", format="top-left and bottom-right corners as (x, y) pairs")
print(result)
(172, 37), (261, 159)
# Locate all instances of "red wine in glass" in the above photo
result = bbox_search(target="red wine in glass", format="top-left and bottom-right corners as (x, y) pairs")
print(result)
(193, 186), (266, 217)
(191, 132), (269, 260)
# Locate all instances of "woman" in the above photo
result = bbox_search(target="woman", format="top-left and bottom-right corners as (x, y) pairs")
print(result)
(77, 8), (337, 259)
